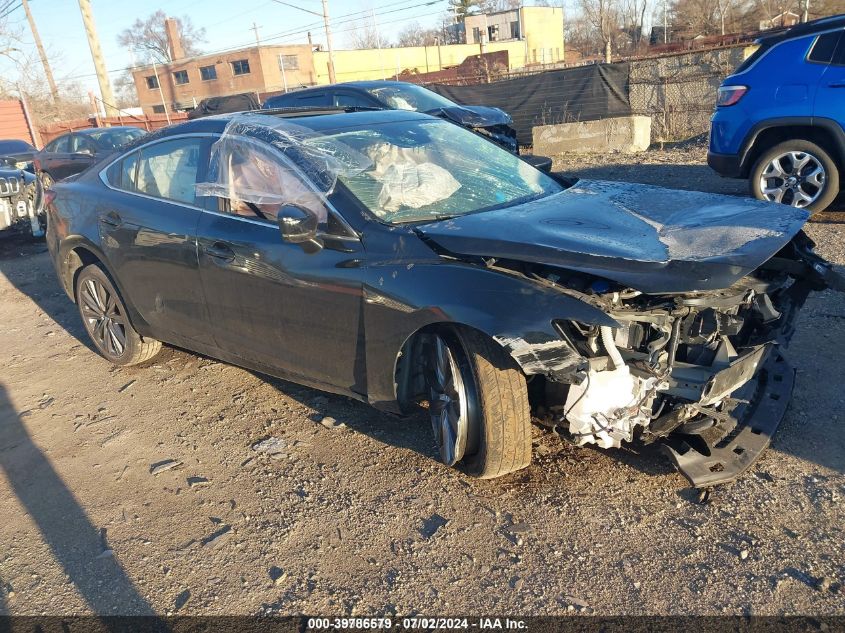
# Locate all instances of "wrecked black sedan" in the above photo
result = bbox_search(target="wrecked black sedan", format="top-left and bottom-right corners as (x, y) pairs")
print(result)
(45, 110), (842, 486)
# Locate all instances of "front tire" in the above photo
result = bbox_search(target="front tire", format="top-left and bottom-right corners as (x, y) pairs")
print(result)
(75, 264), (162, 366)
(750, 140), (839, 213)
(424, 328), (532, 479)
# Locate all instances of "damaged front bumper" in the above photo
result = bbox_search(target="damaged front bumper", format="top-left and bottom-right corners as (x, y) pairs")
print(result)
(660, 347), (794, 487)
(546, 234), (844, 487)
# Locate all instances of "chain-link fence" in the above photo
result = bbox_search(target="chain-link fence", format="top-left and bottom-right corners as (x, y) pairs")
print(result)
(629, 45), (749, 142)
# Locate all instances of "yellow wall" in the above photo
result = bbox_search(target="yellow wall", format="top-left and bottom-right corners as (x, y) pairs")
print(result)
(521, 6), (565, 65)
(311, 41), (529, 85)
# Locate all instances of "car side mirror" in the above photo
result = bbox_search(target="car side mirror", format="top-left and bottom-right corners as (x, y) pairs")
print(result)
(277, 204), (319, 245)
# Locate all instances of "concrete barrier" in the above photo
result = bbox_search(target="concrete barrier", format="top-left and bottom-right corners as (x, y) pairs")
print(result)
(532, 115), (652, 155)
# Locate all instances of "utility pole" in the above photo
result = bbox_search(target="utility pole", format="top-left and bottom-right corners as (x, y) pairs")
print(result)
(251, 22), (261, 46)
(663, 0), (668, 44)
(77, 0), (118, 117)
(321, 0), (337, 84)
(21, 0), (59, 103)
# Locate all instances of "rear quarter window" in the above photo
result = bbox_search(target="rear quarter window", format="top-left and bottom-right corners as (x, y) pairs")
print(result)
(808, 32), (841, 64)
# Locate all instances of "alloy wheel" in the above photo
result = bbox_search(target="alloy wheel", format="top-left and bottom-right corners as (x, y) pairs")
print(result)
(759, 151), (826, 209)
(426, 335), (470, 466)
(79, 277), (127, 358)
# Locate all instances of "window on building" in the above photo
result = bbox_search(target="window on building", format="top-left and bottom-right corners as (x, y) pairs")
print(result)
(152, 105), (166, 114)
(280, 54), (299, 70)
(145, 75), (159, 89)
(488, 25), (499, 42)
(173, 70), (189, 85)
(472, 27), (482, 43)
(200, 65), (217, 80)
(510, 21), (520, 39)
(231, 59), (251, 75)
(808, 32), (841, 64)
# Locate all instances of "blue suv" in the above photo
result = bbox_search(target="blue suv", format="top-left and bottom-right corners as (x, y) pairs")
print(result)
(709, 15), (845, 213)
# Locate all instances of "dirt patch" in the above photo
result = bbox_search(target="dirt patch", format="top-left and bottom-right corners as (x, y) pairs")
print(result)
(1, 157), (844, 615)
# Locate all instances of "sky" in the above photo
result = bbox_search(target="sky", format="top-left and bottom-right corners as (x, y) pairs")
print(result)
(1, 0), (490, 101)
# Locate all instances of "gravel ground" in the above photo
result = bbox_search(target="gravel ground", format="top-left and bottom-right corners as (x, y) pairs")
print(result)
(1, 147), (844, 616)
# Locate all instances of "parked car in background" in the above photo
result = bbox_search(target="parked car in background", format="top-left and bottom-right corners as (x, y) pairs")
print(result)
(0, 139), (37, 172)
(263, 81), (523, 154)
(34, 126), (147, 187)
(45, 109), (842, 487)
(708, 14), (845, 213)
(0, 166), (43, 238)
(188, 92), (261, 119)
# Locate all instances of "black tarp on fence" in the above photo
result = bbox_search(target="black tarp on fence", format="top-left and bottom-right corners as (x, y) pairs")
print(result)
(427, 62), (631, 146)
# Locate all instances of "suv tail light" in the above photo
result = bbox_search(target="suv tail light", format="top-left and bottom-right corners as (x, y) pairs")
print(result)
(716, 85), (748, 107)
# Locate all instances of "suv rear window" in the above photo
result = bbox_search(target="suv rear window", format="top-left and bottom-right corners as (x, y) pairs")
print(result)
(808, 32), (841, 63)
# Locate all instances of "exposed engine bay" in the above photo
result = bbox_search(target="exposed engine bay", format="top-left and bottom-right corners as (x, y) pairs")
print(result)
(0, 169), (43, 238)
(504, 232), (843, 487)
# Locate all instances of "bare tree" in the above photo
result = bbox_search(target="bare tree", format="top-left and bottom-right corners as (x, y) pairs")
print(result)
(117, 10), (206, 63)
(345, 19), (383, 49)
(579, 0), (622, 63)
(396, 21), (440, 47)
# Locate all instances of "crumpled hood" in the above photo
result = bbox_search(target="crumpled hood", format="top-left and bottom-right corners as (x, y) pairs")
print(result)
(425, 105), (513, 129)
(416, 179), (810, 294)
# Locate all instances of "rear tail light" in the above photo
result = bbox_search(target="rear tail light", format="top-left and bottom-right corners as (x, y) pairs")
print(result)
(716, 85), (748, 107)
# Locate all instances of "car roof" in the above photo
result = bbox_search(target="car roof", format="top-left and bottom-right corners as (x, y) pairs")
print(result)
(76, 126), (146, 136)
(266, 81), (422, 98)
(156, 108), (434, 138)
(757, 13), (845, 45)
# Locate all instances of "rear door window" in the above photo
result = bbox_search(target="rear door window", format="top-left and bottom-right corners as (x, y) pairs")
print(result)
(832, 32), (845, 65)
(134, 138), (204, 205)
(808, 32), (841, 64)
(334, 92), (377, 108)
(46, 135), (70, 153)
(294, 92), (331, 107)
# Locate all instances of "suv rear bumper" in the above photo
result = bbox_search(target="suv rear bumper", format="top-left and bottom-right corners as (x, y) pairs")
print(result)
(707, 151), (742, 178)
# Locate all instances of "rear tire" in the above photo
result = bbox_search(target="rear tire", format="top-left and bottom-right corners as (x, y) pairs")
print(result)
(750, 140), (839, 213)
(75, 263), (162, 366)
(424, 327), (532, 479)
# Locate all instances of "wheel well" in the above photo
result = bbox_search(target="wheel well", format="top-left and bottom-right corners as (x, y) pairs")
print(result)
(394, 322), (495, 413)
(63, 246), (100, 302)
(743, 126), (844, 177)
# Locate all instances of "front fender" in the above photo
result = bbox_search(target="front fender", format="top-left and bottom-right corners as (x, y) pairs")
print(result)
(362, 260), (616, 411)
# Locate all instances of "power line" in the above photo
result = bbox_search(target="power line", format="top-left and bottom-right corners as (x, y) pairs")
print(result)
(58, 0), (447, 81)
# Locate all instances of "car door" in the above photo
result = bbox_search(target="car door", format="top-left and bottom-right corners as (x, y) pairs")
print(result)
(815, 31), (845, 121)
(40, 134), (75, 180)
(195, 138), (366, 394)
(67, 134), (99, 177)
(98, 134), (215, 347)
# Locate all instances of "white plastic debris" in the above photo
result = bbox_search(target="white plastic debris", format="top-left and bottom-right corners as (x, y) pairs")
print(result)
(564, 365), (655, 449)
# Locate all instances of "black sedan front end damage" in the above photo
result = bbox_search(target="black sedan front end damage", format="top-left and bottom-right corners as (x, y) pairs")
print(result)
(525, 233), (840, 487)
(415, 178), (843, 486)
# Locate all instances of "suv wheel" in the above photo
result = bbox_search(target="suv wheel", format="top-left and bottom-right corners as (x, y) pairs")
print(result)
(423, 328), (532, 478)
(75, 263), (162, 365)
(750, 140), (839, 213)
